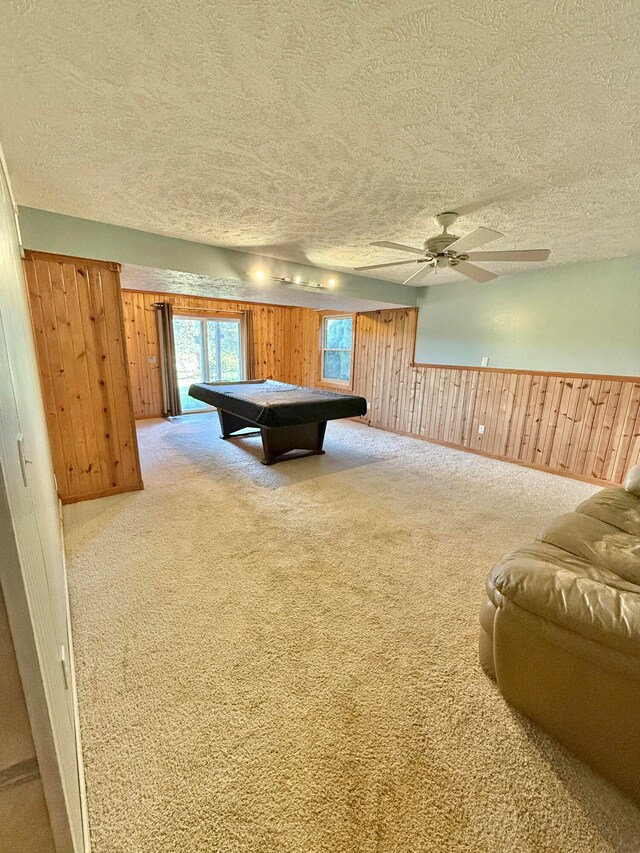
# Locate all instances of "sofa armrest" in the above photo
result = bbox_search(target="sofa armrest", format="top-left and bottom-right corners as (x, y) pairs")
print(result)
(493, 597), (640, 803)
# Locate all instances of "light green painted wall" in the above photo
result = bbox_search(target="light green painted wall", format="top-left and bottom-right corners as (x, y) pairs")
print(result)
(415, 254), (640, 376)
(17, 207), (416, 309)
(19, 207), (639, 375)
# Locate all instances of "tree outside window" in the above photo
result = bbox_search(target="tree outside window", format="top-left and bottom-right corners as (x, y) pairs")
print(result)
(173, 316), (243, 412)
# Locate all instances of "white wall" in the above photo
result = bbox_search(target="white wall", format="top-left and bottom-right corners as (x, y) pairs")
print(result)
(414, 253), (640, 375)
(0, 150), (86, 851)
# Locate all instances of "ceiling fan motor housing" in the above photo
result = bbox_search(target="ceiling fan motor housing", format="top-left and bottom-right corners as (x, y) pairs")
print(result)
(423, 211), (460, 254)
(424, 233), (460, 254)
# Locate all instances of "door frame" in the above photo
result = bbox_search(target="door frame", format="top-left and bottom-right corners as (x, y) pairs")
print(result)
(173, 311), (245, 413)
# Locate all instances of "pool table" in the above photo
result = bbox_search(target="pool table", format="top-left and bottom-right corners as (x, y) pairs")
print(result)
(188, 379), (367, 465)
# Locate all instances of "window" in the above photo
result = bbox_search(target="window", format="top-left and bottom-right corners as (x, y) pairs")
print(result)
(321, 315), (353, 384)
(173, 315), (243, 412)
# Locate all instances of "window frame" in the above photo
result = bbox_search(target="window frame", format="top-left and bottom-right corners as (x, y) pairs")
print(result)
(319, 313), (355, 388)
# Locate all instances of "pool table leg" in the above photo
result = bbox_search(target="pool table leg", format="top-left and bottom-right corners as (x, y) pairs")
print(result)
(260, 421), (327, 465)
(217, 409), (261, 439)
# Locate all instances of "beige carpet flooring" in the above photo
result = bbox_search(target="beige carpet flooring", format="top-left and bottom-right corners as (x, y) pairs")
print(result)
(64, 415), (640, 852)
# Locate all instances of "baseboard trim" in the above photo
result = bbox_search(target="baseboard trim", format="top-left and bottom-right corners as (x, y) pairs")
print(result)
(365, 422), (615, 488)
(60, 481), (144, 505)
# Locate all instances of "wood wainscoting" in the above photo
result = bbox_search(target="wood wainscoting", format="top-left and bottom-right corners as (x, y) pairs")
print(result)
(352, 308), (640, 486)
(122, 292), (639, 486)
(24, 251), (143, 503)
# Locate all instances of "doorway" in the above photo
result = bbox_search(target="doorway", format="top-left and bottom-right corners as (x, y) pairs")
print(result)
(173, 315), (244, 412)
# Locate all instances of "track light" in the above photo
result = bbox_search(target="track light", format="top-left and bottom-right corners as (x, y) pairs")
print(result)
(245, 269), (338, 290)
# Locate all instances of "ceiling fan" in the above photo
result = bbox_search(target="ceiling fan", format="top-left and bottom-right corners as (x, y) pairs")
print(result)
(354, 212), (551, 285)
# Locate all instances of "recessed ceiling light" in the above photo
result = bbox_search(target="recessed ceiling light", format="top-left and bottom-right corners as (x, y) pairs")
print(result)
(328, 278), (336, 288)
(255, 269), (264, 280)
(294, 275), (302, 284)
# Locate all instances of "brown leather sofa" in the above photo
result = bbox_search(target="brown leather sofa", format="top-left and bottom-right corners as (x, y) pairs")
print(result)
(480, 467), (640, 803)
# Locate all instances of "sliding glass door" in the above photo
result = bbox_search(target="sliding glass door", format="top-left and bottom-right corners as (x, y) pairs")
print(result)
(173, 315), (243, 412)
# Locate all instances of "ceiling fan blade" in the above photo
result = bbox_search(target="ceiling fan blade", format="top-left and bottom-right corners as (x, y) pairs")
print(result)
(370, 240), (425, 255)
(403, 264), (434, 285)
(453, 260), (498, 283)
(353, 259), (420, 271)
(465, 249), (550, 262)
(446, 227), (504, 254)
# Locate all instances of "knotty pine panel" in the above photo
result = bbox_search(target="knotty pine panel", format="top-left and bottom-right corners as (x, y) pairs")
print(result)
(24, 251), (143, 503)
(352, 308), (640, 486)
(121, 290), (321, 419)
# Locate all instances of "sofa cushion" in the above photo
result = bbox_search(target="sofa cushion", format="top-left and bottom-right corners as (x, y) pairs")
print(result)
(577, 487), (640, 537)
(488, 540), (640, 658)
(537, 511), (640, 585)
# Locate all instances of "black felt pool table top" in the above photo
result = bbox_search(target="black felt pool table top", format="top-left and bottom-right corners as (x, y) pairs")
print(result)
(188, 380), (367, 427)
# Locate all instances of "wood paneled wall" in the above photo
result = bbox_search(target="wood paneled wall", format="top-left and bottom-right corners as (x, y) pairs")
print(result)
(122, 291), (640, 486)
(122, 290), (323, 418)
(352, 308), (640, 486)
(24, 252), (143, 503)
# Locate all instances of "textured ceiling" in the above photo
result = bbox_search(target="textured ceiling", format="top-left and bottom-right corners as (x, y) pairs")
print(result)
(1, 0), (639, 286)
(120, 264), (401, 312)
